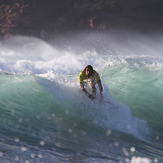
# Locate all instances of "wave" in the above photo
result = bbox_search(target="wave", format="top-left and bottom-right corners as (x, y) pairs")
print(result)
(1, 36), (163, 137)
(0, 71), (149, 142)
(0, 34), (163, 162)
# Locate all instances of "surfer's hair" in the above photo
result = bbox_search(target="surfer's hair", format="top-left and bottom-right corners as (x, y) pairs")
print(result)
(84, 65), (93, 72)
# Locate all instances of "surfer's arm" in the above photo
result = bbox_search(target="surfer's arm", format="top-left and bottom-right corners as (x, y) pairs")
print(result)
(79, 72), (89, 94)
(80, 82), (87, 94)
(80, 82), (94, 100)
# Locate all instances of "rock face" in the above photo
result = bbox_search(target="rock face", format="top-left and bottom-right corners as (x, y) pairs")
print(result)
(0, 0), (163, 39)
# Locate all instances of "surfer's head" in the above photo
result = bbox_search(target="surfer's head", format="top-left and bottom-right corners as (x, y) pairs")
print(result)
(85, 65), (93, 77)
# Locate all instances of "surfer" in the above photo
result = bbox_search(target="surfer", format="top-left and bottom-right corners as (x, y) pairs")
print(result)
(79, 65), (103, 100)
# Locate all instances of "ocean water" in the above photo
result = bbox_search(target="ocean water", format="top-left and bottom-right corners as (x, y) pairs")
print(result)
(0, 31), (163, 163)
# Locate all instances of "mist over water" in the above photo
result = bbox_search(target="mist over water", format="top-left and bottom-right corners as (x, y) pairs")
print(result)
(0, 30), (163, 162)
(1, 30), (163, 74)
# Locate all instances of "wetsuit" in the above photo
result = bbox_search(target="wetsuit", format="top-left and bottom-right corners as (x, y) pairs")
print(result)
(79, 69), (101, 85)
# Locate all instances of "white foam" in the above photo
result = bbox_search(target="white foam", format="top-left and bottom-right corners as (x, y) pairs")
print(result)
(86, 85), (150, 140)
(0, 36), (107, 74)
(130, 156), (152, 163)
(1, 35), (163, 75)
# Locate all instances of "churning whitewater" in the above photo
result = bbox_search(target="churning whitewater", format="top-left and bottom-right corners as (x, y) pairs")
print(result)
(0, 32), (163, 163)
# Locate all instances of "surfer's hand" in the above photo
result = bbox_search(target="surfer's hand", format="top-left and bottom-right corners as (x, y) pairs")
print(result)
(88, 94), (95, 100)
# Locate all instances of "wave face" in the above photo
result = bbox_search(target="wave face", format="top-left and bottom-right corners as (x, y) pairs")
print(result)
(0, 33), (163, 162)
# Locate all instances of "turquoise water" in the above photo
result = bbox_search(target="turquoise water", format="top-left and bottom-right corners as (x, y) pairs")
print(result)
(0, 34), (163, 162)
